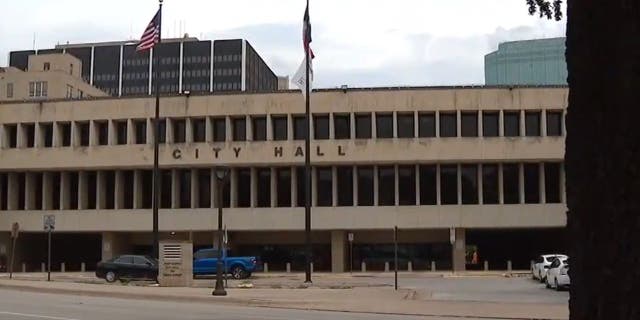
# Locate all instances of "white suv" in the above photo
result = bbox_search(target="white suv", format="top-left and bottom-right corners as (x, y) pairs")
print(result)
(532, 254), (567, 282)
(546, 257), (569, 290)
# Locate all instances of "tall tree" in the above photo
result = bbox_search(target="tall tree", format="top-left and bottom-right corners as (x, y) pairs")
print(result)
(527, 1), (640, 319)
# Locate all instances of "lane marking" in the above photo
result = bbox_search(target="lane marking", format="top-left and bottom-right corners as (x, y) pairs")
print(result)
(0, 311), (79, 320)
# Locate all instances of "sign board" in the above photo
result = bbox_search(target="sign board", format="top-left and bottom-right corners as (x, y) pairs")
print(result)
(348, 232), (354, 242)
(44, 215), (55, 231)
(158, 241), (193, 287)
(10, 222), (19, 239)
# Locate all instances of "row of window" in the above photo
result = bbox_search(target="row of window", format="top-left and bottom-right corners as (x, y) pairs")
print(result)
(0, 163), (563, 211)
(0, 109), (565, 149)
(28, 81), (48, 98)
(124, 55), (234, 66)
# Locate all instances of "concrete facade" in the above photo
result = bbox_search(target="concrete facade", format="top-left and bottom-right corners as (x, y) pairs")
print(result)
(0, 86), (568, 272)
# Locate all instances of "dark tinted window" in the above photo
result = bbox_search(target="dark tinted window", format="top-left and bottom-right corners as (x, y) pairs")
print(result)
(546, 111), (563, 136)
(376, 114), (393, 138)
(504, 111), (520, 137)
(293, 115), (306, 140)
(398, 166), (416, 205)
(336, 166), (353, 206)
(5, 124), (17, 148)
(355, 114), (372, 139)
(96, 121), (108, 145)
(419, 165), (437, 205)
(439, 113), (457, 137)
(104, 171), (115, 209)
(60, 122), (72, 146)
(115, 121), (127, 145)
(316, 167), (332, 206)
(197, 169), (211, 208)
(357, 166), (374, 206)
(482, 112), (499, 137)
(160, 170), (172, 209)
(133, 120), (146, 144)
(397, 113), (415, 138)
(276, 168), (291, 207)
(296, 167), (307, 207)
(41, 123), (53, 147)
(192, 118), (206, 142)
(51, 172), (61, 210)
(252, 116), (267, 141)
(272, 116), (288, 141)
(178, 169), (190, 208)
(68, 172), (78, 209)
(482, 164), (499, 204)
(378, 166), (395, 205)
(256, 168), (270, 207)
(461, 165), (478, 204)
(122, 170), (134, 209)
(157, 119), (166, 144)
(141, 170), (152, 209)
(418, 113), (436, 137)
(173, 119), (186, 143)
(502, 164), (520, 204)
(544, 163), (562, 203)
(314, 115), (329, 140)
(232, 117), (246, 141)
(133, 256), (150, 265)
(524, 163), (540, 203)
(86, 171), (97, 209)
(23, 123), (35, 148)
(212, 118), (226, 142)
(334, 114), (351, 139)
(237, 168), (251, 207)
(525, 112), (541, 137)
(115, 256), (134, 264)
(440, 165), (458, 205)
(460, 112), (478, 137)
(77, 122), (89, 147)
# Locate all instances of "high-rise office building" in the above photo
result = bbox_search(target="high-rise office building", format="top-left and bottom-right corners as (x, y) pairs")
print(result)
(8, 37), (278, 96)
(485, 37), (567, 86)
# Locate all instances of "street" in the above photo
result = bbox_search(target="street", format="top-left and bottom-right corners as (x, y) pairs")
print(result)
(0, 288), (515, 320)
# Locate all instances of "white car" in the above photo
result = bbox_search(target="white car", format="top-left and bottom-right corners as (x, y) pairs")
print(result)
(546, 257), (569, 290)
(532, 254), (567, 282)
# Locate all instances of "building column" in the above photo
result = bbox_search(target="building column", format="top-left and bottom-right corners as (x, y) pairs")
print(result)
(7, 173), (18, 210)
(541, 110), (548, 137)
(498, 163), (505, 204)
(89, 120), (97, 146)
(457, 164), (462, 205)
(270, 168), (277, 207)
(394, 165), (399, 206)
(114, 171), (124, 209)
(266, 115), (273, 141)
(499, 110), (505, 137)
(250, 168), (257, 208)
(332, 166), (338, 207)
(518, 163), (525, 204)
(133, 170), (143, 209)
(205, 117), (213, 142)
(191, 169), (198, 209)
(60, 172), (70, 210)
(78, 172), (88, 210)
(519, 110), (525, 136)
(42, 172), (52, 210)
(331, 230), (346, 273)
(478, 164), (483, 205)
(290, 167), (297, 208)
(101, 232), (130, 261)
(352, 166), (358, 207)
(107, 120), (116, 145)
(186, 118), (194, 143)
(373, 166), (379, 205)
(349, 113), (356, 139)
(230, 168), (237, 208)
(560, 163), (567, 204)
(96, 171), (106, 209)
(436, 165), (442, 205)
(24, 173), (35, 210)
(126, 119), (135, 145)
(171, 169), (179, 209)
(452, 228), (466, 272)
(539, 163), (546, 204)
(34, 123), (42, 148)
(415, 164), (421, 204)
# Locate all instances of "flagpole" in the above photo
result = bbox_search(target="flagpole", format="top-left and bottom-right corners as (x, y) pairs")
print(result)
(304, 0), (312, 284)
(151, 0), (163, 260)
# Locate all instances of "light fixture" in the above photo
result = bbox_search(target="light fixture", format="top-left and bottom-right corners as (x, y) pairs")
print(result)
(215, 167), (230, 180)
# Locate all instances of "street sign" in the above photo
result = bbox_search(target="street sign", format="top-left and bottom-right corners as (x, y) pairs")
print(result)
(44, 215), (55, 231)
(10, 222), (19, 239)
(347, 232), (354, 242)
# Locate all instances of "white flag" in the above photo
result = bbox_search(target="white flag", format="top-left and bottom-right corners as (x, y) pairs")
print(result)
(292, 56), (313, 97)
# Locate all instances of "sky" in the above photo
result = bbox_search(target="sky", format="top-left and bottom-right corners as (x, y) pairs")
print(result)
(0, 0), (566, 88)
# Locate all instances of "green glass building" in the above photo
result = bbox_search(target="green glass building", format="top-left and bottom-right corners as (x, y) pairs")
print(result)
(484, 37), (567, 85)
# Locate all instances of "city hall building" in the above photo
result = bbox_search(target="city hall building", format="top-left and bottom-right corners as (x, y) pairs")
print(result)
(0, 78), (568, 272)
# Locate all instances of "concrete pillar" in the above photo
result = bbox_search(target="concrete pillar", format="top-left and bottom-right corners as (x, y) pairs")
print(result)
(171, 169), (179, 209)
(246, 116), (253, 141)
(431, 261), (436, 272)
(332, 166), (338, 207)
(518, 163), (525, 204)
(60, 172), (70, 210)
(507, 260), (512, 272)
(266, 114), (273, 141)
(101, 232), (130, 261)
(394, 165), (399, 206)
(24, 173), (35, 210)
(263, 263), (268, 273)
(41, 262), (46, 272)
(42, 172), (52, 210)
(185, 118), (194, 143)
(81, 262), (86, 272)
(499, 110), (505, 137)
(250, 168), (257, 208)
(361, 261), (366, 272)
(78, 172), (88, 209)
(114, 171), (124, 209)
(452, 228), (466, 272)
(330, 230), (346, 273)
(373, 166), (379, 205)
(392, 111), (398, 138)
(484, 260), (489, 271)
(352, 166), (358, 207)
(61, 262), (65, 273)
(210, 168), (217, 208)
(291, 167), (298, 207)
(133, 170), (143, 209)
(286, 262), (291, 273)
(498, 163), (505, 204)
(519, 110), (525, 136)
(205, 117), (213, 142)
(270, 168), (277, 207)
(456, 164), (462, 205)
(477, 164), (483, 205)
(435, 111), (440, 138)
(190, 169), (198, 209)
(22, 263), (26, 273)
(7, 173), (18, 210)
(349, 113), (356, 139)
(436, 165), (442, 205)
(230, 169), (237, 207)
(107, 120), (116, 145)
(408, 261), (413, 272)
(384, 262), (390, 272)
(96, 171), (106, 209)
(456, 110), (461, 137)
(541, 109), (548, 137)
(539, 163), (546, 204)
(560, 163), (567, 204)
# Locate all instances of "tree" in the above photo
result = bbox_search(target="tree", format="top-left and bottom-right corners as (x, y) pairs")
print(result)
(527, 1), (640, 319)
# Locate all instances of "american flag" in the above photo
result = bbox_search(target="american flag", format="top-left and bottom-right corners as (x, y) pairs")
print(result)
(303, 3), (314, 59)
(136, 9), (161, 52)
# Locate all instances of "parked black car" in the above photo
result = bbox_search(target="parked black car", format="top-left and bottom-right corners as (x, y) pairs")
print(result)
(96, 255), (158, 283)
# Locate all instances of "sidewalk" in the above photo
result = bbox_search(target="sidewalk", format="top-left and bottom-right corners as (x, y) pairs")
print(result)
(0, 278), (568, 320)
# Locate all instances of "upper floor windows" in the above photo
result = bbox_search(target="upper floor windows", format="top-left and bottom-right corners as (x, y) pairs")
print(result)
(376, 113), (393, 138)
(272, 116), (288, 141)
(396, 113), (414, 138)
(333, 114), (350, 140)
(503, 111), (520, 137)
(546, 111), (563, 136)
(28, 81), (47, 98)
(314, 115), (329, 140)
(460, 112), (478, 137)
(439, 113), (457, 137)
(355, 114), (372, 139)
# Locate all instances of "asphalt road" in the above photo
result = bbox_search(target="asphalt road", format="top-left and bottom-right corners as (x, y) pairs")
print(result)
(0, 288), (512, 320)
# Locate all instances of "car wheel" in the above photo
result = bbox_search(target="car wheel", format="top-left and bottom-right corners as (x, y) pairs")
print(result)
(105, 271), (118, 283)
(545, 277), (551, 289)
(231, 265), (247, 279)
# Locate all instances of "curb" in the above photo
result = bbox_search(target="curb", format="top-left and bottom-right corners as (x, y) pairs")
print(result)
(0, 282), (565, 320)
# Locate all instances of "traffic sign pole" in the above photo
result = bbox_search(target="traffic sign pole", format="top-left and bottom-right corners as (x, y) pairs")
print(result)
(9, 222), (19, 280)
(47, 227), (51, 282)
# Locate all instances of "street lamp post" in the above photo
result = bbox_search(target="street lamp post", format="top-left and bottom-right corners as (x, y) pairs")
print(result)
(212, 167), (230, 296)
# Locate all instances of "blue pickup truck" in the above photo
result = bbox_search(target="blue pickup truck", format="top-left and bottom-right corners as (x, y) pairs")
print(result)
(193, 248), (257, 279)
